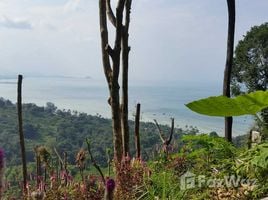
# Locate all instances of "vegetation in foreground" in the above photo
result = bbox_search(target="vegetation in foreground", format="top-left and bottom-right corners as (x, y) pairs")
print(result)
(1, 132), (267, 199)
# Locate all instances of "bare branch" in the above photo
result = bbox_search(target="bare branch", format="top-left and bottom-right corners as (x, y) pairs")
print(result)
(86, 139), (105, 184)
(154, 119), (165, 143)
(106, 0), (116, 27)
(112, 0), (125, 80)
(99, 0), (112, 84)
(167, 118), (174, 145)
(54, 147), (64, 167)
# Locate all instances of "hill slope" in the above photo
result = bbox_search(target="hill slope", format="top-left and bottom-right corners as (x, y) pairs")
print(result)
(0, 97), (201, 167)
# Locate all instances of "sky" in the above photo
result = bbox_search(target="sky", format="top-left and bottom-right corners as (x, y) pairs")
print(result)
(0, 0), (267, 83)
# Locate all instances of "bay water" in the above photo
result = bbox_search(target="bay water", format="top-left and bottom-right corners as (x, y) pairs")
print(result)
(0, 77), (253, 136)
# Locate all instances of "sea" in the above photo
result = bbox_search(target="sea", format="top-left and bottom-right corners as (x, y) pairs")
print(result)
(0, 76), (253, 136)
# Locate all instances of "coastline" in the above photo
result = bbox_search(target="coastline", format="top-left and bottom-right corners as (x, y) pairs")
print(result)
(0, 77), (254, 136)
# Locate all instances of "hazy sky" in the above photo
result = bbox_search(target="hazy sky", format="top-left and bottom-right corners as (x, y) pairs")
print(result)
(0, 0), (267, 83)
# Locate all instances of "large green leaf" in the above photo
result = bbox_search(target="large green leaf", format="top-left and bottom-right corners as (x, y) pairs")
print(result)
(185, 91), (268, 117)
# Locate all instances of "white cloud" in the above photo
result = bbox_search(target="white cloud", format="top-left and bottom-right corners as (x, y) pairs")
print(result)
(64, 0), (81, 13)
(0, 16), (33, 30)
(0, 0), (267, 82)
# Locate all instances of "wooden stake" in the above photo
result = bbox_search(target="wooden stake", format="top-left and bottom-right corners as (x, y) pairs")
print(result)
(135, 103), (141, 158)
(17, 74), (27, 194)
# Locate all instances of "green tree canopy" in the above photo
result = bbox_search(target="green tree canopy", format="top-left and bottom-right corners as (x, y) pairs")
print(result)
(231, 22), (268, 124)
(231, 22), (268, 95)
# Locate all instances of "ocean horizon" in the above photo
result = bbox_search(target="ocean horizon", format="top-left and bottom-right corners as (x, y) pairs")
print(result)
(0, 76), (253, 136)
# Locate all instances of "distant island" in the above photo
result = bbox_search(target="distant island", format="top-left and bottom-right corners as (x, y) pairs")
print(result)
(0, 75), (17, 80)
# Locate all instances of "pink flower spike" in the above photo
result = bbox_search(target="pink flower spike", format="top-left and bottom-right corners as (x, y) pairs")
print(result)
(106, 178), (115, 192)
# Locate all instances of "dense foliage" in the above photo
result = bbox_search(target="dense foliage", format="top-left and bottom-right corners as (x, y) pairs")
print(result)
(0, 97), (197, 168)
(231, 22), (268, 95)
(231, 22), (268, 125)
(138, 135), (268, 200)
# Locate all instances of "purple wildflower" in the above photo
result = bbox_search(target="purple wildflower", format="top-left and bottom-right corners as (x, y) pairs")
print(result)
(106, 178), (115, 192)
(0, 148), (4, 168)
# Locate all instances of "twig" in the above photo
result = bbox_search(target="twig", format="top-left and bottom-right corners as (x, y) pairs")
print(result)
(167, 118), (175, 145)
(86, 139), (105, 184)
(53, 148), (64, 167)
(153, 119), (165, 143)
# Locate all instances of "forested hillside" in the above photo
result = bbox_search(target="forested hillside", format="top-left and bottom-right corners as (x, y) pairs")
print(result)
(0, 97), (201, 167)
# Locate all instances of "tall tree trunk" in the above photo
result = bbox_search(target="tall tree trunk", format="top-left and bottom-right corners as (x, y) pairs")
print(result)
(17, 74), (27, 193)
(135, 103), (141, 158)
(223, 0), (235, 142)
(121, 0), (132, 157)
(99, 0), (132, 162)
(99, 0), (122, 161)
(111, 0), (125, 161)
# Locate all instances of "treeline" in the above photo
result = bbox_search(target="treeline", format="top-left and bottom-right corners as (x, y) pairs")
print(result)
(0, 97), (204, 168)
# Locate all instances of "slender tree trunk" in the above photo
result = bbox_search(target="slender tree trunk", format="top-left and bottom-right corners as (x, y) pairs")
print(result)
(17, 74), (27, 193)
(121, 0), (132, 157)
(135, 103), (141, 158)
(111, 87), (123, 161)
(223, 0), (235, 142)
